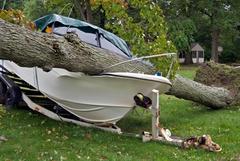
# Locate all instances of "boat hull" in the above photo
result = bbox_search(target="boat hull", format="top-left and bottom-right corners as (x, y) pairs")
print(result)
(2, 60), (172, 124)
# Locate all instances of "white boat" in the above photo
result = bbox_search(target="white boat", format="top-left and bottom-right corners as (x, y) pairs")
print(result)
(1, 60), (172, 124)
(0, 14), (172, 125)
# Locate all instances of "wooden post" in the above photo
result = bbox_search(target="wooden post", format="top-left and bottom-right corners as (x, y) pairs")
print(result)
(151, 89), (159, 139)
(142, 89), (184, 146)
(197, 51), (199, 64)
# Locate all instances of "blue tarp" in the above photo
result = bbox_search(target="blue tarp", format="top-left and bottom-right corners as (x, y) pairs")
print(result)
(34, 14), (132, 57)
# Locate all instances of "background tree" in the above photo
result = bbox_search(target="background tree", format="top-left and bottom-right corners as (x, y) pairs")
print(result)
(100, 0), (178, 76)
(160, 0), (198, 64)
(23, 0), (73, 20)
(168, 19), (196, 64)
(1, 0), (24, 10)
(3, 0), (240, 63)
(193, 0), (240, 63)
(72, 0), (92, 23)
(160, 0), (240, 63)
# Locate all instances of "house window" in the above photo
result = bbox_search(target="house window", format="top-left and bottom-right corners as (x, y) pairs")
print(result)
(192, 51), (197, 58)
(198, 51), (204, 58)
(179, 52), (185, 58)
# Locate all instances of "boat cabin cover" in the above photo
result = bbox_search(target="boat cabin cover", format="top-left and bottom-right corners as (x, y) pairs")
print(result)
(34, 14), (132, 58)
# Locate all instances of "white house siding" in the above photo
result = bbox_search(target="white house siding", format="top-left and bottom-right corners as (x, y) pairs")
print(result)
(179, 58), (185, 63)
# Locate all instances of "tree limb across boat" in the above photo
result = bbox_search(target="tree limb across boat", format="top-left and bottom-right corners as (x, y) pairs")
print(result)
(0, 18), (155, 75)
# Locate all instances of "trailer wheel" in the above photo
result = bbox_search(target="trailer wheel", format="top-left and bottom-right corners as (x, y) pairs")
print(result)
(0, 81), (7, 104)
(5, 86), (22, 109)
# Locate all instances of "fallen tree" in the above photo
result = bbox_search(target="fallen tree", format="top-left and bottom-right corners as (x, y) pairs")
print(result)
(169, 62), (240, 108)
(195, 62), (240, 106)
(0, 19), (155, 75)
(0, 19), (238, 109)
(168, 75), (234, 109)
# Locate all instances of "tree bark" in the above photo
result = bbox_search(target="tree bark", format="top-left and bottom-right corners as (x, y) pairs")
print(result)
(211, 30), (220, 62)
(168, 75), (234, 109)
(184, 51), (193, 64)
(99, 5), (105, 28)
(72, 0), (85, 20)
(0, 19), (155, 75)
(72, 0), (93, 23)
(85, 0), (93, 23)
(195, 62), (240, 106)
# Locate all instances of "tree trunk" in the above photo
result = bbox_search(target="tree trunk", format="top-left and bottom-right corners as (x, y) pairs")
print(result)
(72, 0), (93, 23)
(85, 0), (93, 23)
(99, 5), (105, 28)
(168, 75), (234, 109)
(184, 51), (193, 64)
(0, 19), (155, 75)
(72, 0), (85, 20)
(211, 30), (220, 62)
(195, 62), (240, 106)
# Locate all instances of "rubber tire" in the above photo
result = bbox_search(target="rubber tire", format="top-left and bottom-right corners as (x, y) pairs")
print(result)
(0, 81), (7, 104)
(5, 86), (22, 109)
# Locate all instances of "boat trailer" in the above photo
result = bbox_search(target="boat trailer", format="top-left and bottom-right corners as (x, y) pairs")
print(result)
(0, 66), (221, 152)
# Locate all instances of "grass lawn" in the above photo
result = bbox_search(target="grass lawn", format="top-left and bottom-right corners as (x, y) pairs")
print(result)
(177, 65), (199, 79)
(0, 65), (240, 161)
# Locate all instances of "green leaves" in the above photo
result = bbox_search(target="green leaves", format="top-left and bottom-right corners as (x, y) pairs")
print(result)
(162, 0), (240, 62)
(23, 0), (72, 20)
(168, 18), (197, 51)
(101, 1), (178, 77)
(105, 1), (176, 56)
(0, 9), (35, 30)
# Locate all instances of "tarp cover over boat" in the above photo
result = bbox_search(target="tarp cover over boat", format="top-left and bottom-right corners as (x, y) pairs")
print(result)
(34, 14), (132, 58)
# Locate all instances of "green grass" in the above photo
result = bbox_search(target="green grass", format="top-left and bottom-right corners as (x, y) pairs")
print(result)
(177, 65), (199, 79)
(0, 66), (239, 161)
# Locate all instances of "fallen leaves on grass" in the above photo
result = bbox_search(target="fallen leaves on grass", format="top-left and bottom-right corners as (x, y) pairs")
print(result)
(99, 155), (108, 160)
(0, 135), (8, 142)
(60, 155), (67, 161)
(62, 135), (69, 140)
(84, 133), (92, 140)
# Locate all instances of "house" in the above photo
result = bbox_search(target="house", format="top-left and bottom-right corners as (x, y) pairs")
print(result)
(179, 43), (205, 64)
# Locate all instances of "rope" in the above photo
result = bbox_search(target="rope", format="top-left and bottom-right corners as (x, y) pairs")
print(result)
(104, 53), (176, 71)
(166, 55), (176, 79)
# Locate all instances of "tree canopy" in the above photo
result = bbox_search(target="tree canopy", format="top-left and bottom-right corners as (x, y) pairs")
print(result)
(160, 0), (240, 63)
